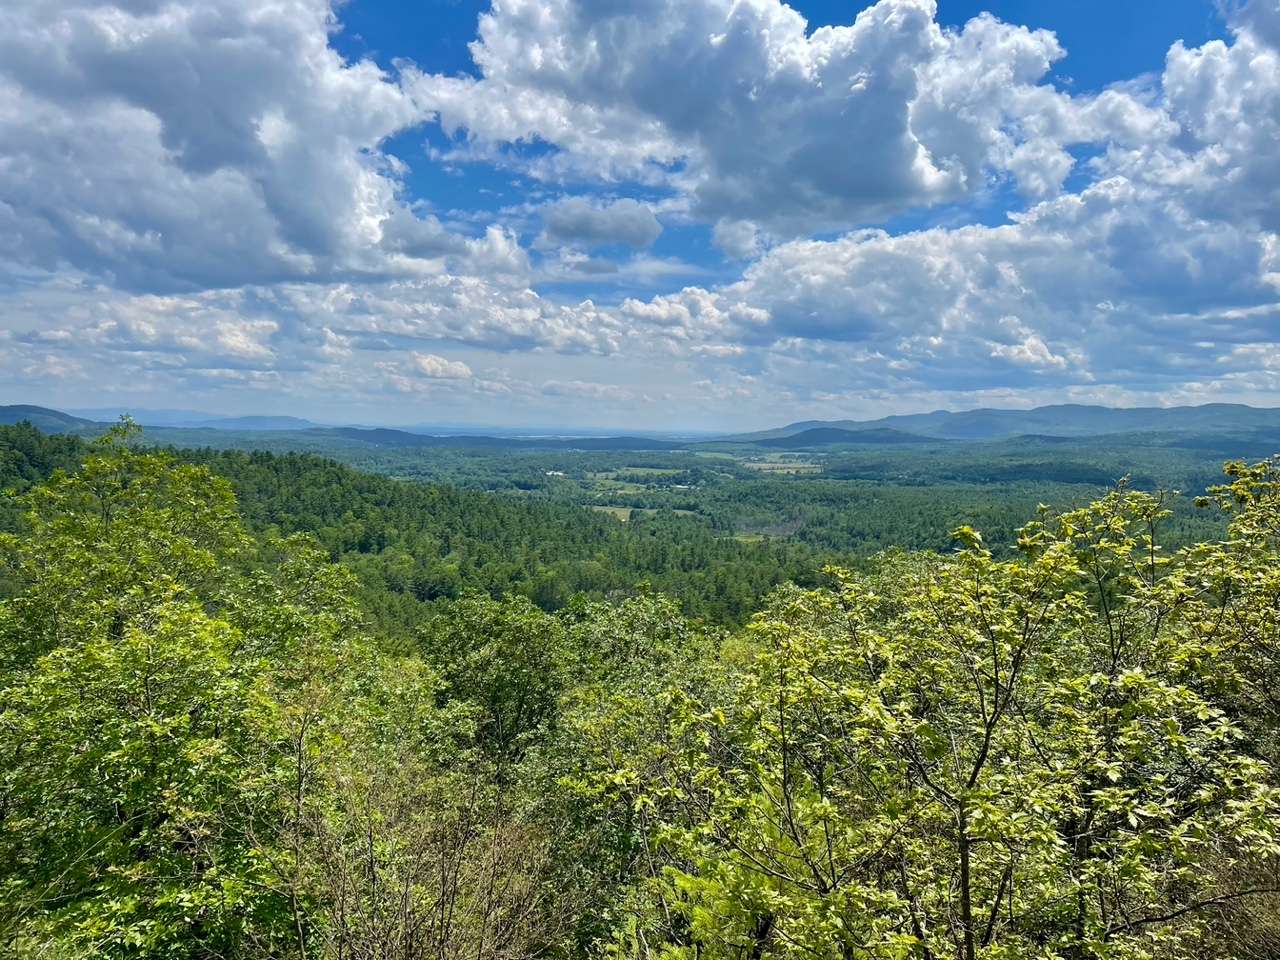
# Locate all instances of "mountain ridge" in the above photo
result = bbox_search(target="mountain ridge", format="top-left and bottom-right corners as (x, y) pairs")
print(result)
(321, 426), (684, 451)
(730, 403), (1280, 442)
(0, 405), (99, 432)
(67, 408), (321, 430)
(754, 427), (937, 448)
(9, 402), (1280, 448)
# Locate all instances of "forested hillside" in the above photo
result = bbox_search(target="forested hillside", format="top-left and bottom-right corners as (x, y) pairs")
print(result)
(8, 423), (1230, 630)
(1, 425), (830, 625)
(184, 448), (829, 627)
(735, 403), (1280, 441)
(2, 423), (1279, 959)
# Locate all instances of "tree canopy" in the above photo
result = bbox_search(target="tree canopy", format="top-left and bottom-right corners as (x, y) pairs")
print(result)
(1, 424), (1278, 958)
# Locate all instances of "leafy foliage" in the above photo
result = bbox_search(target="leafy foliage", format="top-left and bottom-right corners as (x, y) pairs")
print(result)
(558, 489), (1280, 960)
(1, 423), (1278, 959)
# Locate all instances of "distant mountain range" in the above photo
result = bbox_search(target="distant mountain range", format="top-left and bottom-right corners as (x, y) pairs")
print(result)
(6, 402), (1280, 452)
(68, 408), (320, 431)
(0, 406), (684, 451)
(194, 415), (319, 431)
(729, 403), (1280, 442)
(754, 427), (934, 448)
(320, 427), (683, 451)
(0, 405), (99, 433)
(68, 407), (224, 427)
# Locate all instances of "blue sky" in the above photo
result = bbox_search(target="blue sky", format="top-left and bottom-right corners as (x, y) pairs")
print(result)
(1, 0), (1277, 429)
(330, 0), (1230, 292)
(333, 1), (1227, 90)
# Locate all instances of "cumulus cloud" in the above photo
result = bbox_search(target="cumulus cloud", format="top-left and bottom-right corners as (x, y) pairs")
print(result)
(411, 353), (473, 379)
(5, 286), (287, 378)
(0, 266), (646, 407)
(412, 0), (1158, 232)
(712, 220), (763, 259)
(3, 0), (1280, 425)
(537, 197), (663, 249)
(541, 380), (636, 402)
(1222, 0), (1280, 47)
(546, 13), (1276, 408)
(0, 0), (518, 291)
(274, 276), (627, 355)
(626, 170), (1278, 396)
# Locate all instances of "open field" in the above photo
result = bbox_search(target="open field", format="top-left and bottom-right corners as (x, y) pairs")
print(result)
(742, 460), (822, 474)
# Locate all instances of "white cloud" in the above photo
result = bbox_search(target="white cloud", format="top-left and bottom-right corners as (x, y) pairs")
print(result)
(564, 16), (1279, 407)
(0, 271), (633, 400)
(412, 0), (1151, 232)
(2, 0), (1280, 427)
(274, 276), (626, 355)
(411, 353), (473, 379)
(541, 379), (636, 402)
(1222, 0), (1280, 48)
(537, 197), (663, 249)
(712, 220), (762, 259)
(989, 332), (1069, 370)
(0, 0), (512, 291)
(6, 286), (284, 374)
(624, 168), (1278, 396)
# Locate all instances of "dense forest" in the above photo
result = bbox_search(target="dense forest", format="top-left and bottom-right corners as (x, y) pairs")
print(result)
(0, 423), (832, 626)
(127, 424), (1240, 558)
(2, 421), (1279, 958)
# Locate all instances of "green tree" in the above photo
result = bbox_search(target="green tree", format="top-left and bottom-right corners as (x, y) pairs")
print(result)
(0, 427), (292, 956)
(417, 593), (570, 760)
(605, 489), (1280, 960)
(0, 423), (247, 673)
(0, 426), (425, 957)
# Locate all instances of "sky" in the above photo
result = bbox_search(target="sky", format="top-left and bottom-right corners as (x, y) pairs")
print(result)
(1, 0), (1278, 431)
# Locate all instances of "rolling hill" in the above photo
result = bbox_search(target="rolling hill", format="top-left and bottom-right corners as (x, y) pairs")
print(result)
(0, 405), (100, 433)
(754, 427), (935, 448)
(196, 415), (318, 431)
(735, 403), (1280, 442)
(323, 426), (683, 451)
(13, 401), (1280, 454)
(68, 409), (320, 430)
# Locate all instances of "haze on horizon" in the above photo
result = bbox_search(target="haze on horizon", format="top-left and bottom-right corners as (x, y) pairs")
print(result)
(2, 0), (1278, 432)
